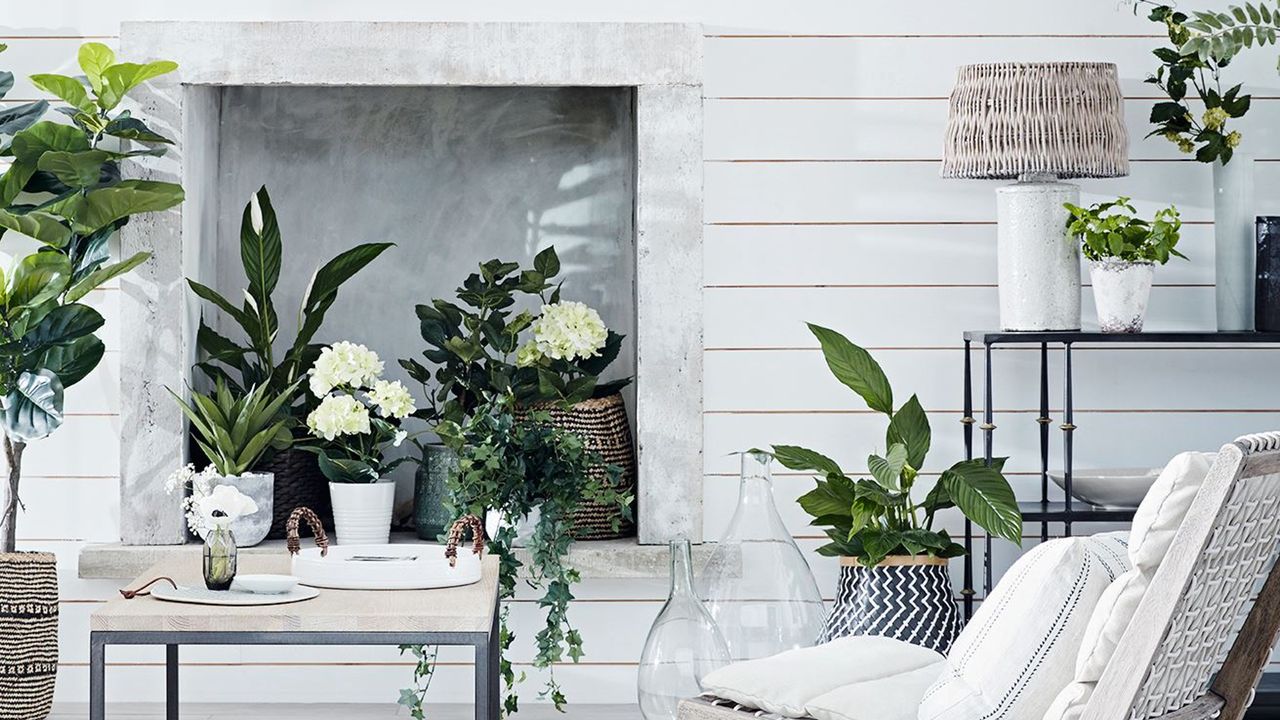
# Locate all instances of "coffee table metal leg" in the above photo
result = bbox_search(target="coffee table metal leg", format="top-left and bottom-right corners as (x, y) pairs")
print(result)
(474, 633), (492, 720)
(167, 644), (179, 720)
(488, 613), (500, 719)
(89, 633), (105, 720)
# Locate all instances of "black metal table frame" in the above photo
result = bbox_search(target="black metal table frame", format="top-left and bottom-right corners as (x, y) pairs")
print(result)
(89, 613), (501, 720)
(959, 330), (1280, 619)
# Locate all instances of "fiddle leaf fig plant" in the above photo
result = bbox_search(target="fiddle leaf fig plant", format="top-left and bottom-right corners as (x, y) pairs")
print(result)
(187, 185), (393, 422)
(0, 43), (184, 553)
(768, 324), (1022, 567)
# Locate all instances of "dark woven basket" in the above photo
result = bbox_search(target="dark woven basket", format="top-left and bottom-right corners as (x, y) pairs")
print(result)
(533, 393), (637, 540)
(256, 447), (334, 539)
(0, 552), (58, 720)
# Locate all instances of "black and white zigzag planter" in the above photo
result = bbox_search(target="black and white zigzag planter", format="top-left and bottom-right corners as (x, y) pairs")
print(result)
(818, 556), (960, 654)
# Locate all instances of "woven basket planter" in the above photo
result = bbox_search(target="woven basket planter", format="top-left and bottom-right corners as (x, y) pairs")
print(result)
(819, 555), (960, 654)
(256, 447), (333, 539)
(530, 393), (637, 540)
(0, 552), (58, 720)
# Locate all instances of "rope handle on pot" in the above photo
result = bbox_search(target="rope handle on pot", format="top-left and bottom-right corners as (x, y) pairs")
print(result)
(445, 515), (486, 568)
(286, 507), (329, 557)
(119, 576), (176, 599)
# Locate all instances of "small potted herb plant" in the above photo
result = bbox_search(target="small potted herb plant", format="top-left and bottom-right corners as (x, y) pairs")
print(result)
(303, 341), (418, 545)
(1065, 197), (1185, 333)
(766, 324), (1021, 653)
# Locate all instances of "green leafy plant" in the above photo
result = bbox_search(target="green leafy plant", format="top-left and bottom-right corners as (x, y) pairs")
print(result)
(1064, 197), (1187, 264)
(401, 247), (627, 425)
(188, 186), (393, 420)
(167, 379), (297, 477)
(396, 643), (440, 719)
(1137, 1), (1280, 163)
(0, 43), (184, 553)
(764, 324), (1021, 568)
(406, 393), (628, 717)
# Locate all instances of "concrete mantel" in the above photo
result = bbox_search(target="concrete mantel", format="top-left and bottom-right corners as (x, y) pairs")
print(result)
(117, 21), (704, 545)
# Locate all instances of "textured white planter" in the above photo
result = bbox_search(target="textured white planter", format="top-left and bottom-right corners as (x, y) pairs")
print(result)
(329, 481), (396, 545)
(1090, 259), (1155, 333)
(194, 473), (273, 548)
(995, 179), (1082, 330)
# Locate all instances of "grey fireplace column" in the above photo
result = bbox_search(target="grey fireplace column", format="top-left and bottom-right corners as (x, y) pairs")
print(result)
(118, 21), (704, 545)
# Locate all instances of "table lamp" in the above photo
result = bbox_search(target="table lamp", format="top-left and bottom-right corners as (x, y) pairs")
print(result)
(942, 62), (1128, 331)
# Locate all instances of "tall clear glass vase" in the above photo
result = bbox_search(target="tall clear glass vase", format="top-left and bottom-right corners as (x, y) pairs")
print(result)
(701, 451), (827, 662)
(638, 540), (731, 720)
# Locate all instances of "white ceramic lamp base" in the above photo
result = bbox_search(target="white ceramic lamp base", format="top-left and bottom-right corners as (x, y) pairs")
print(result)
(995, 178), (1082, 331)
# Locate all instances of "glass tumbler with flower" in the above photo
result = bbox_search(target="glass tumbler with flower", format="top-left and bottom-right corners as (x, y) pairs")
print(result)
(302, 341), (419, 545)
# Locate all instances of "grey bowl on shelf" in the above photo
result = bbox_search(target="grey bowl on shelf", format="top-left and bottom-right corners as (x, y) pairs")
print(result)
(1048, 467), (1163, 510)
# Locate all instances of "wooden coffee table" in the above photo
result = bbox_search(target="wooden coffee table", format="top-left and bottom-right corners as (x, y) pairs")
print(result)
(89, 553), (501, 720)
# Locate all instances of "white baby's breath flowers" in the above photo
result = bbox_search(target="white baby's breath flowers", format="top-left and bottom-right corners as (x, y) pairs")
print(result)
(306, 393), (372, 441)
(367, 379), (416, 419)
(309, 341), (384, 397)
(531, 301), (608, 362)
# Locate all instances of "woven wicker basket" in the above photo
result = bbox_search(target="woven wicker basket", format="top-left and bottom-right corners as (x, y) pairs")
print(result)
(0, 552), (58, 720)
(533, 393), (637, 540)
(256, 447), (334, 539)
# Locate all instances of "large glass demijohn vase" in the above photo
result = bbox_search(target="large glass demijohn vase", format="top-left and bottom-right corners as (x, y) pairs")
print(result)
(638, 540), (732, 720)
(701, 451), (827, 662)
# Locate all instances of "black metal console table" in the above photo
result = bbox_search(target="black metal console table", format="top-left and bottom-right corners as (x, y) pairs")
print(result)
(959, 330), (1280, 618)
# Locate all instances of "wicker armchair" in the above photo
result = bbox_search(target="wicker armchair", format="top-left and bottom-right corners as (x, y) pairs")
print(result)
(678, 432), (1280, 720)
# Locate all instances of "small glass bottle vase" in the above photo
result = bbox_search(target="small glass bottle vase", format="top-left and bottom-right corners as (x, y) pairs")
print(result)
(203, 525), (238, 591)
(638, 540), (731, 720)
(702, 451), (827, 662)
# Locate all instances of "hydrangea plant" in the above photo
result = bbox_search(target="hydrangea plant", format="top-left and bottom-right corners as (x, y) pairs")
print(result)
(302, 342), (418, 483)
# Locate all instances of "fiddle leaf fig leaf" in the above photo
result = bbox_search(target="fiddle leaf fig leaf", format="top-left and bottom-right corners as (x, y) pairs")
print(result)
(64, 251), (149, 303)
(29, 73), (93, 113)
(39, 335), (104, 388)
(77, 42), (115, 92)
(9, 251), (71, 308)
(0, 209), (71, 247)
(98, 60), (178, 110)
(3, 369), (64, 441)
(36, 149), (109, 189)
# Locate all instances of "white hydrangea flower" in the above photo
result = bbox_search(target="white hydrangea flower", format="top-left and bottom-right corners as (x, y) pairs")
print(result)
(306, 393), (372, 441)
(516, 340), (543, 368)
(531, 301), (608, 362)
(309, 341), (385, 397)
(367, 379), (416, 419)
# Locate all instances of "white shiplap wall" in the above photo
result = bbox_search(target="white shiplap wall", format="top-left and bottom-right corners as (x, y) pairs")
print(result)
(8, 0), (1280, 706)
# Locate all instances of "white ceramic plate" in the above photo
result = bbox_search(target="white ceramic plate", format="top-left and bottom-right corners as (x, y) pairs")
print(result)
(150, 584), (319, 606)
(1049, 467), (1163, 509)
(232, 574), (299, 594)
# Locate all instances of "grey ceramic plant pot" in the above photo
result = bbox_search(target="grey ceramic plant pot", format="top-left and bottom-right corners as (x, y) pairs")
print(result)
(214, 473), (274, 547)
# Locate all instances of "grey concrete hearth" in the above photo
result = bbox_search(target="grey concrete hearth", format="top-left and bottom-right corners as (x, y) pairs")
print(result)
(117, 22), (704, 546)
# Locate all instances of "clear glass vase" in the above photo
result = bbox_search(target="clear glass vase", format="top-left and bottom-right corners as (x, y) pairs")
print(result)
(638, 540), (731, 720)
(701, 451), (827, 662)
(203, 526), (237, 591)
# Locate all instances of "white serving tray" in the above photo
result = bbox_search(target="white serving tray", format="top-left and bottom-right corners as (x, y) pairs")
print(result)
(150, 584), (319, 606)
(291, 544), (483, 590)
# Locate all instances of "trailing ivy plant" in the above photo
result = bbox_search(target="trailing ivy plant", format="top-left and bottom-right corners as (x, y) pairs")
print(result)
(1137, 1), (1280, 163)
(423, 393), (627, 717)
(1064, 197), (1187, 264)
(0, 43), (185, 552)
(765, 324), (1022, 567)
(187, 186), (393, 422)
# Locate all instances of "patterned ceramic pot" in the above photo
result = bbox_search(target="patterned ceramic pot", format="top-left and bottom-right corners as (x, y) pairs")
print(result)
(0, 552), (58, 720)
(1090, 259), (1155, 333)
(819, 555), (960, 654)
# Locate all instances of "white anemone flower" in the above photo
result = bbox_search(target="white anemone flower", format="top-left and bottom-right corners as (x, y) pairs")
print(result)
(193, 484), (259, 528)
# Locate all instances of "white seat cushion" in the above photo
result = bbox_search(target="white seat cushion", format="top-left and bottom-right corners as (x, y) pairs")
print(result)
(805, 661), (944, 720)
(700, 635), (944, 718)
(918, 534), (1129, 720)
(1044, 451), (1215, 720)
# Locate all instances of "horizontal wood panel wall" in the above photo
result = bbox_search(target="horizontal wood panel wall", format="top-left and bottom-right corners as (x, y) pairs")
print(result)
(6, 0), (1280, 705)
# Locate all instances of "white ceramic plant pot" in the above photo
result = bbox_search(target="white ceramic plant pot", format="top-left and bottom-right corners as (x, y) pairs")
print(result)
(329, 481), (396, 545)
(194, 473), (274, 548)
(1090, 259), (1155, 333)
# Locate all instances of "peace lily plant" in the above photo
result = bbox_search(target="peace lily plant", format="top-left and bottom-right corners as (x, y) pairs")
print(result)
(0, 43), (184, 553)
(769, 324), (1022, 567)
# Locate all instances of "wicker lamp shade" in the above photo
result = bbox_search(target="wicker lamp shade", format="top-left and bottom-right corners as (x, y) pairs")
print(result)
(942, 62), (1129, 180)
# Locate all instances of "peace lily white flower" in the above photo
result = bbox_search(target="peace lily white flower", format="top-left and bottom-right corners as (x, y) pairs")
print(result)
(309, 341), (384, 397)
(531, 301), (608, 362)
(306, 393), (371, 440)
(249, 191), (264, 234)
(367, 379), (415, 419)
(193, 484), (259, 529)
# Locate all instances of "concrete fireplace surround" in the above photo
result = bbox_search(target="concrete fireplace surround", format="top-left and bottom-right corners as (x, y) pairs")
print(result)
(115, 22), (703, 547)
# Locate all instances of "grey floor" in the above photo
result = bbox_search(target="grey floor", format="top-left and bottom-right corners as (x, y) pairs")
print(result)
(50, 704), (639, 719)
